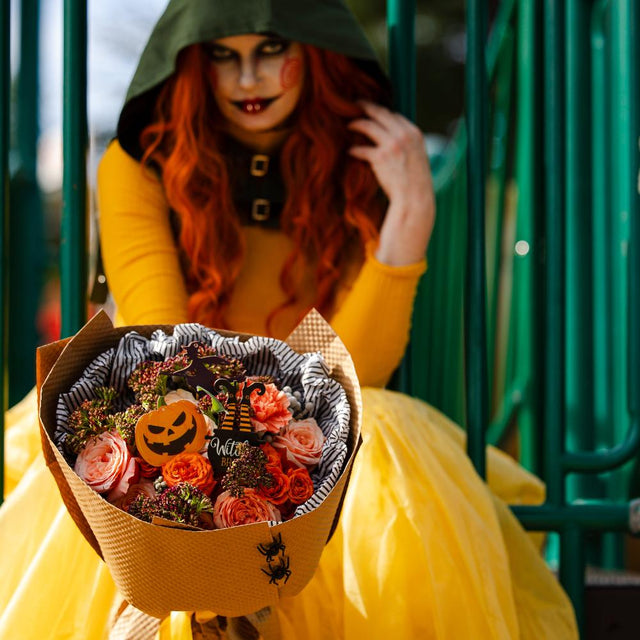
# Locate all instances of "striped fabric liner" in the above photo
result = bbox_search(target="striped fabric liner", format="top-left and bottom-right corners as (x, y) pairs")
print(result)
(55, 324), (351, 519)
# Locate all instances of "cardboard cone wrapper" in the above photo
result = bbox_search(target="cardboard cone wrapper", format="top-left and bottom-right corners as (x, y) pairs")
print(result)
(38, 310), (362, 619)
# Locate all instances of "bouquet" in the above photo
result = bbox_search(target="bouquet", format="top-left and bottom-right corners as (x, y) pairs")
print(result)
(38, 310), (361, 618)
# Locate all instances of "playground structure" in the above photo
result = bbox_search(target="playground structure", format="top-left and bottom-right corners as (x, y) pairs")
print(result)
(1, 1), (639, 636)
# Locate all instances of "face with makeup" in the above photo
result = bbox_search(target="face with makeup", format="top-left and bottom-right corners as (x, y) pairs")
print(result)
(204, 34), (305, 137)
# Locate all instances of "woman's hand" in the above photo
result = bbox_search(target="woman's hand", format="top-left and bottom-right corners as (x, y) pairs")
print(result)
(348, 101), (435, 266)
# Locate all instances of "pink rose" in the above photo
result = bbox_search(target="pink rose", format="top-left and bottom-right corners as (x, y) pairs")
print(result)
(272, 418), (326, 469)
(107, 456), (140, 503)
(213, 489), (282, 529)
(248, 382), (292, 434)
(74, 431), (132, 494)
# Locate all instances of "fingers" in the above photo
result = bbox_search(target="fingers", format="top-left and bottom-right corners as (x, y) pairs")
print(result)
(347, 118), (387, 144)
(349, 101), (422, 147)
(358, 100), (407, 134)
(348, 145), (376, 162)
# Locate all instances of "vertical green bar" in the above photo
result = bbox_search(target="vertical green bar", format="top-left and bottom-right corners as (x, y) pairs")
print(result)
(590, 0), (612, 484)
(17, 0), (38, 179)
(486, 31), (514, 399)
(61, 0), (88, 337)
(0, 0), (9, 504)
(387, 0), (416, 394)
(565, 0), (595, 501)
(589, 6), (623, 575)
(512, 0), (543, 473)
(560, 525), (586, 637)
(10, 0), (43, 405)
(465, 0), (488, 478)
(387, 0), (416, 121)
(607, 0), (631, 550)
(543, 0), (565, 506)
(627, 0), (640, 420)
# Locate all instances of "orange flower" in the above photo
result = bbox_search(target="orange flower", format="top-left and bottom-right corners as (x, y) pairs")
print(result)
(287, 467), (314, 505)
(258, 468), (290, 506)
(135, 457), (161, 479)
(213, 489), (282, 528)
(260, 443), (282, 469)
(248, 382), (292, 434)
(162, 453), (216, 495)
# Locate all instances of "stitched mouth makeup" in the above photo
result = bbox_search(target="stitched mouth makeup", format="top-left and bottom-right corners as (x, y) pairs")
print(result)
(233, 96), (281, 114)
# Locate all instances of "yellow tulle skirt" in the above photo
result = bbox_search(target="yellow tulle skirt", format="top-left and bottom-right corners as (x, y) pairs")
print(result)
(0, 387), (578, 639)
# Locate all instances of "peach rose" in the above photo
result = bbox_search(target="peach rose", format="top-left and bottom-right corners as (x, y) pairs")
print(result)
(162, 452), (216, 495)
(258, 468), (290, 506)
(74, 431), (132, 493)
(107, 456), (140, 503)
(287, 467), (315, 505)
(213, 488), (282, 529)
(115, 480), (156, 512)
(273, 418), (326, 469)
(248, 382), (292, 434)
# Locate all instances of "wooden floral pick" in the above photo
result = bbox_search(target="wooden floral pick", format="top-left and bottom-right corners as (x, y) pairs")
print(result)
(207, 377), (266, 477)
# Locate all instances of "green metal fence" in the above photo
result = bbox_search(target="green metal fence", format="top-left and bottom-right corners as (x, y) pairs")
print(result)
(1, 0), (640, 635)
(404, 0), (640, 633)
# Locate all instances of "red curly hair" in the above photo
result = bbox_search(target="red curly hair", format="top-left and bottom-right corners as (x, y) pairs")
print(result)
(140, 43), (387, 331)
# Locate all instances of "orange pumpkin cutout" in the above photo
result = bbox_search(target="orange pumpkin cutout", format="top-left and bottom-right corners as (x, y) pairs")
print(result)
(135, 400), (208, 467)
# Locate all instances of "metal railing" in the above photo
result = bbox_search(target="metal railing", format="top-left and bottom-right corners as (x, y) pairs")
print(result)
(1, 0), (640, 635)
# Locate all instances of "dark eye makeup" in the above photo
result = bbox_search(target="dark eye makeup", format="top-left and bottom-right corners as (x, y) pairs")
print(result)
(203, 43), (236, 62)
(203, 38), (291, 62)
(257, 38), (290, 57)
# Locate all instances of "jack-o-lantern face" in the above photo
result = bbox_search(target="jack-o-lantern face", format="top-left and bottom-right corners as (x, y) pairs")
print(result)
(135, 400), (208, 467)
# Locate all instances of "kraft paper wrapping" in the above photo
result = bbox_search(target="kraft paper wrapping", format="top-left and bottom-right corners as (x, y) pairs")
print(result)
(37, 310), (362, 619)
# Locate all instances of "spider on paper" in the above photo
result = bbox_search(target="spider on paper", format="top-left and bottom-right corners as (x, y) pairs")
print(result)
(261, 555), (291, 586)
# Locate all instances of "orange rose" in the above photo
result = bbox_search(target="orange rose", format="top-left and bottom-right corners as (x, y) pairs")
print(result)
(258, 468), (290, 506)
(273, 418), (326, 469)
(260, 443), (282, 469)
(213, 488), (282, 528)
(135, 457), (161, 479)
(287, 467), (314, 505)
(162, 453), (216, 495)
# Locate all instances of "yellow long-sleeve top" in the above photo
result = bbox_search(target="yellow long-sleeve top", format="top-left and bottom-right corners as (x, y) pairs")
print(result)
(97, 141), (426, 388)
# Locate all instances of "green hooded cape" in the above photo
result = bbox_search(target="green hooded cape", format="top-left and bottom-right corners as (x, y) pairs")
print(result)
(117, 0), (389, 159)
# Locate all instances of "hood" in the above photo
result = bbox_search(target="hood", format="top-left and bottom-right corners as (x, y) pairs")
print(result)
(117, 0), (388, 159)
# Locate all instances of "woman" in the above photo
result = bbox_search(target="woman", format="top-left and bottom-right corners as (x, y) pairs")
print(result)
(0, 1), (577, 638)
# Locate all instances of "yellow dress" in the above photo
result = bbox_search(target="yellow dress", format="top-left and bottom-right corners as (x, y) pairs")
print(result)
(0, 142), (578, 639)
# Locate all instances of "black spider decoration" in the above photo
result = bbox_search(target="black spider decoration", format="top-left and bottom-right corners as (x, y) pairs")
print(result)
(257, 533), (286, 563)
(261, 555), (291, 586)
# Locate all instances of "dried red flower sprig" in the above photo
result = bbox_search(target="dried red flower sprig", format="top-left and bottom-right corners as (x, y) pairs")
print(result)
(127, 361), (169, 409)
(112, 404), (147, 446)
(222, 443), (273, 498)
(66, 387), (118, 454)
(128, 482), (214, 529)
